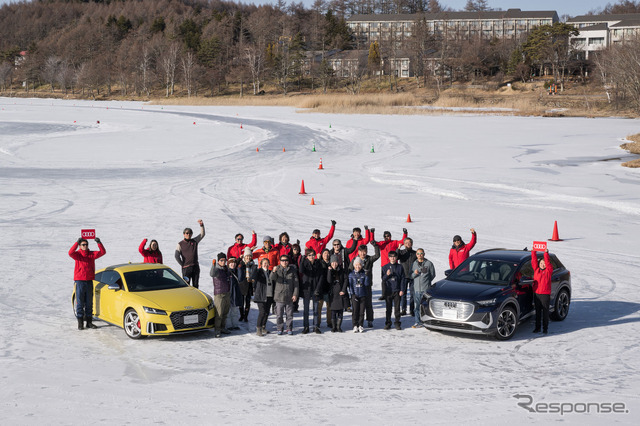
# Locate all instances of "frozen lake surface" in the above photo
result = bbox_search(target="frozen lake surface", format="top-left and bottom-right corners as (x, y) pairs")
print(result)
(1, 98), (639, 424)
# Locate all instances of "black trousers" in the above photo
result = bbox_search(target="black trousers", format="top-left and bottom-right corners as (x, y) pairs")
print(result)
(182, 264), (200, 289)
(365, 285), (373, 322)
(385, 292), (401, 325)
(256, 297), (274, 328)
(534, 293), (550, 332)
(351, 295), (366, 328)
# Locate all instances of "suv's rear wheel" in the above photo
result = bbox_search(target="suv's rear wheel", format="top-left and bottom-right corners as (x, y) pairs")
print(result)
(550, 289), (570, 321)
(495, 306), (518, 340)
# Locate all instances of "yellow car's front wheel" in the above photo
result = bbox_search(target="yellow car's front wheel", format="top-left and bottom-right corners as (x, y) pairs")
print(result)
(124, 309), (144, 339)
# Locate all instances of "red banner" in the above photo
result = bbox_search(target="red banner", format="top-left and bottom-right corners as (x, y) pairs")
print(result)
(532, 241), (547, 251)
(81, 229), (96, 239)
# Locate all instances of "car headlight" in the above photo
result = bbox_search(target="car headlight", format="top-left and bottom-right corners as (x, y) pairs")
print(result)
(207, 299), (215, 310)
(143, 306), (167, 315)
(477, 298), (497, 307)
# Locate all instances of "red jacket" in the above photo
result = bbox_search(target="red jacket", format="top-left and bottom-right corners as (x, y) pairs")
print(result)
(448, 232), (477, 269)
(252, 247), (280, 270)
(227, 233), (257, 260)
(69, 241), (106, 280)
(532, 251), (553, 295)
(305, 225), (335, 257)
(372, 231), (408, 266)
(273, 242), (293, 258)
(139, 239), (163, 264)
(346, 230), (372, 262)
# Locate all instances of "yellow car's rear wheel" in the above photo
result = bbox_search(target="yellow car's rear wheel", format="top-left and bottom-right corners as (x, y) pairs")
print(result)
(124, 309), (144, 339)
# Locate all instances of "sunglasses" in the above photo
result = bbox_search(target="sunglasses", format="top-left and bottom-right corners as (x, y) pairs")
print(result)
(80, 243), (88, 247)
(280, 259), (289, 262)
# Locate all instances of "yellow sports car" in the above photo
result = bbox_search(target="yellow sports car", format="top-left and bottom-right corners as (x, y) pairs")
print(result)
(72, 263), (215, 339)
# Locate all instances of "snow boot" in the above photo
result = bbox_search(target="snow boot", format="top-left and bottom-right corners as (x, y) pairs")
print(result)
(85, 318), (97, 329)
(256, 327), (263, 337)
(337, 319), (343, 332)
(77, 318), (84, 330)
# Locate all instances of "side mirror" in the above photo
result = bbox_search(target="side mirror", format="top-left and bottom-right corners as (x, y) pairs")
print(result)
(108, 283), (121, 291)
(444, 269), (452, 277)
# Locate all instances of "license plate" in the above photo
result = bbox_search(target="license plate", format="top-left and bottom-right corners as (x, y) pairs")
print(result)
(183, 314), (199, 325)
(442, 309), (458, 320)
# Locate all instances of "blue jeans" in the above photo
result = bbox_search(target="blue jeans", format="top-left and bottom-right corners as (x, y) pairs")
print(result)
(414, 290), (424, 324)
(75, 280), (93, 319)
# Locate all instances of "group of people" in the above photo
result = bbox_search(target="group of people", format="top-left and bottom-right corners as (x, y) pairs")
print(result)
(69, 221), (557, 337)
(163, 220), (480, 337)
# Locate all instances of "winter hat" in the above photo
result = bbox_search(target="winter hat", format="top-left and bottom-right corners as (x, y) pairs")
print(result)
(243, 247), (253, 257)
(263, 235), (273, 243)
(330, 254), (340, 263)
(217, 252), (227, 261)
(453, 235), (462, 243)
(227, 257), (237, 263)
(312, 229), (321, 235)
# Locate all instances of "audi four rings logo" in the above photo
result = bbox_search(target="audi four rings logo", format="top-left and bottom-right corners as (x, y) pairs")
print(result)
(184, 306), (193, 309)
(444, 302), (457, 308)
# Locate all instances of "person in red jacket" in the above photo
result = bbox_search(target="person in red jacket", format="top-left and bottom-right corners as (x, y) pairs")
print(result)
(69, 237), (106, 330)
(139, 238), (163, 263)
(252, 236), (280, 270)
(532, 248), (553, 334)
(227, 231), (257, 260)
(371, 228), (408, 299)
(305, 220), (336, 258)
(448, 228), (477, 269)
(345, 226), (371, 262)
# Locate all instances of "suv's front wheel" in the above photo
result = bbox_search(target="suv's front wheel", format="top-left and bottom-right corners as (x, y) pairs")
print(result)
(494, 306), (518, 340)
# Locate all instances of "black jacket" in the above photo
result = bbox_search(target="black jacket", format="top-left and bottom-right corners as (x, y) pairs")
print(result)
(327, 266), (348, 310)
(299, 257), (324, 297)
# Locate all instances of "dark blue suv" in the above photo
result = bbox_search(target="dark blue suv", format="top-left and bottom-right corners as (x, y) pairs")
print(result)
(420, 249), (571, 340)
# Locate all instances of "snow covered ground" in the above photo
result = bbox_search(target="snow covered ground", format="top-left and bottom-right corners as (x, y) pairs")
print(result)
(1, 97), (639, 424)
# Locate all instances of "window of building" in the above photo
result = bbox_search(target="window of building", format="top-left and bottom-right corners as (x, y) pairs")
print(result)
(588, 37), (605, 45)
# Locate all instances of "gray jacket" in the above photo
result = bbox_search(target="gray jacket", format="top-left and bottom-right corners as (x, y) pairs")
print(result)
(269, 265), (300, 303)
(411, 259), (436, 294)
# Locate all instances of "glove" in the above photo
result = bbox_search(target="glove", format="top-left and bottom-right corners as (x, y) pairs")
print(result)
(370, 227), (375, 234)
(331, 220), (336, 226)
(402, 228), (407, 235)
(95, 237), (101, 244)
(364, 225), (369, 230)
(296, 239), (300, 245)
(77, 238), (83, 244)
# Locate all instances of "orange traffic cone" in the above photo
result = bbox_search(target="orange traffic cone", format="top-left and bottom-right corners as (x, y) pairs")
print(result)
(549, 221), (562, 241)
(283, 147), (286, 152)
(299, 180), (307, 195)
(406, 214), (412, 223)
(310, 197), (315, 205)
(318, 158), (324, 170)
(256, 147), (259, 152)
(240, 123), (243, 129)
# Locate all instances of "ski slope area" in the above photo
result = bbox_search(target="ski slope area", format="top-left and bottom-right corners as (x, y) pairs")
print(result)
(1, 98), (639, 424)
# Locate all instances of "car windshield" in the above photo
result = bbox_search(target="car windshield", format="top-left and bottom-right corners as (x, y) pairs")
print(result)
(124, 268), (188, 292)
(449, 258), (518, 285)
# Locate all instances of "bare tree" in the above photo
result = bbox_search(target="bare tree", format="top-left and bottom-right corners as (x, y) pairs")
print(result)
(43, 56), (61, 92)
(244, 44), (265, 95)
(181, 51), (196, 97)
(0, 62), (13, 92)
(161, 43), (179, 97)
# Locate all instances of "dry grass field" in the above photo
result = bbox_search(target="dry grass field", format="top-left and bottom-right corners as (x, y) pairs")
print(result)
(621, 133), (640, 168)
